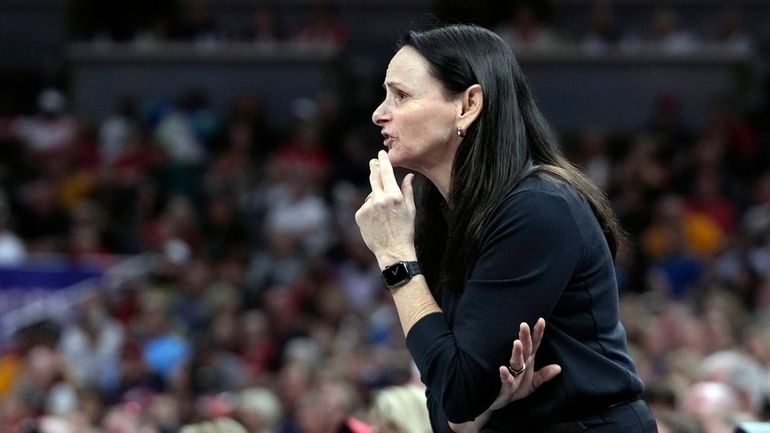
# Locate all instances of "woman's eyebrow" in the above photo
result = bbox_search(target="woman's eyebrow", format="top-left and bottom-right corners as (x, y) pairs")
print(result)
(383, 80), (406, 90)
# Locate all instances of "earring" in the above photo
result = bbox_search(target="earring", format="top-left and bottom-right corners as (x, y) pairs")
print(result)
(457, 126), (466, 138)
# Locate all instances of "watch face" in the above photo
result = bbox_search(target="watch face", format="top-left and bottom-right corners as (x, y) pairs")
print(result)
(384, 262), (409, 286)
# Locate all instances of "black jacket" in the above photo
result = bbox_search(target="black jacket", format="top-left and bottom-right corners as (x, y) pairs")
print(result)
(406, 175), (643, 433)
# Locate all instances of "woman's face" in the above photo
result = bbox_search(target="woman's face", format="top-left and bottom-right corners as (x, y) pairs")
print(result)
(372, 46), (461, 173)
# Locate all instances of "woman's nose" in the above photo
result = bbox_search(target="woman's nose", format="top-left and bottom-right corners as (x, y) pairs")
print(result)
(372, 101), (389, 126)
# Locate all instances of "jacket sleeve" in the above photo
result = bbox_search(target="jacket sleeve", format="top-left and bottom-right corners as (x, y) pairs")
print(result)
(406, 190), (584, 423)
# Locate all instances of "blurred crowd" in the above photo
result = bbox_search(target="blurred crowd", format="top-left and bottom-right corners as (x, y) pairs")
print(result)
(68, 0), (348, 50)
(475, 2), (755, 56)
(0, 1), (770, 433)
(66, 0), (760, 56)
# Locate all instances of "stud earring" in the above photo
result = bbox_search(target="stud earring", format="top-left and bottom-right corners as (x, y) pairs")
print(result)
(457, 126), (466, 138)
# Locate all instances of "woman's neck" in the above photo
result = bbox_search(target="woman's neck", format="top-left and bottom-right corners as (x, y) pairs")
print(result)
(421, 146), (457, 202)
(422, 164), (452, 202)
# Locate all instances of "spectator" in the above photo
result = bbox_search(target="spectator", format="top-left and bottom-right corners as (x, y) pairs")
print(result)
(716, 11), (753, 54)
(369, 385), (431, 433)
(13, 88), (78, 157)
(181, 418), (249, 433)
(296, 380), (369, 433)
(580, 1), (622, 54)
(575, 128), (611, 191)
(0, 191), (26, 264)
(495, 4), (559, 52)
(681, 382), (742, 433)
(136, 291), (191, 383)
(178, 0), (220, 46)
(295, 2), (347, 49)
(236, 310), (278, 383)
(241, 5), (286, 43)
(642, 195), (708, 298)
(649, 9), (700, 54)
(99, 98), (140, 168)
(15, 177), (71, 253)
(104, 340), (165, 406)
(656, 412), (702, 433)
(236, 387), (283, 433)
(697, 351), (767, 418)
(59, 293), (124, 390)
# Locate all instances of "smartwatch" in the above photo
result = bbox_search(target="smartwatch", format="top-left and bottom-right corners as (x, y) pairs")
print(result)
(382, 261), (422, 290)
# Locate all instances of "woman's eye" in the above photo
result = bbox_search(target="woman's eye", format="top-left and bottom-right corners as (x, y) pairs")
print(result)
(395, 90), (407, 102)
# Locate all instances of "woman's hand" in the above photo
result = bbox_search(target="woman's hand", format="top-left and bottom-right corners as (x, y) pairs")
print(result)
(355, 150), (417, 268)
(489, 318), (561, 410)
(449, 318), (561, 433)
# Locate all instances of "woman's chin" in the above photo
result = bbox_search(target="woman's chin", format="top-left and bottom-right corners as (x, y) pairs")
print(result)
(385, 149), (421, 173)
(384, 149), (397, 162)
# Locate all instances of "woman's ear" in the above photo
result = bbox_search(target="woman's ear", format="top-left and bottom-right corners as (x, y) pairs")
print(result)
(458, 84), (483, 125)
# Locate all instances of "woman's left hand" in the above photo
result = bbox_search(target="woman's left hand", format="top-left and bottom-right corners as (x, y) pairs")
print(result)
(489, 318), (562, 410)
(355, 150), (418, 267)
(449, 319), (561, 433)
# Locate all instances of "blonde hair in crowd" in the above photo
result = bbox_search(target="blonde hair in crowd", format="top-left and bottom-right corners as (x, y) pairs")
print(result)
(180, 417), (248, 433)
(370, 385), (431, 433)
(237, 387), (283, 433)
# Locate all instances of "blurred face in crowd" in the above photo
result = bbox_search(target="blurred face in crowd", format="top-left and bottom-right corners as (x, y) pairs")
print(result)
(371, 46), (462, 174)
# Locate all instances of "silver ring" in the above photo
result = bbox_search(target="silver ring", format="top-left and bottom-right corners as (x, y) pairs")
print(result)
(508, 362), (526, 377)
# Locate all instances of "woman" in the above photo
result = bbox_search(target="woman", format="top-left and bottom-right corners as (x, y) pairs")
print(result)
(355, 24), (657, 433)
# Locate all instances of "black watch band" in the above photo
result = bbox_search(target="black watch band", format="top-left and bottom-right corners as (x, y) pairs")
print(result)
(382, 261), (422, 290)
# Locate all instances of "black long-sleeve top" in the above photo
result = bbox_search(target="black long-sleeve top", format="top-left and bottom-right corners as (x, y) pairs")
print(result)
(405, 174), (643, 433)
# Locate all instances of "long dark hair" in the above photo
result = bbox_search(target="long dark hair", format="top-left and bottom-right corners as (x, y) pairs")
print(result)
(403, 24), (622, 295)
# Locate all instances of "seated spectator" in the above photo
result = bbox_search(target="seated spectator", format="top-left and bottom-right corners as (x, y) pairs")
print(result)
(99, 97), (140, 168)
(681, 381), (743, 433)
(181, 418), (249, 433)
(295, 2), (347, 49)
(686, 171), (737, 236)
(716, 11), (753, 54)
(495, 4), (559, 52)
(145, 393), (182, 433)
(642, 195), (712, 298)
(369, 385), (431, 433)
(59, 293), (124, 391)
(104, 340), (165, 405)
(241, 5), (286, 43)
(656, 412), (702, 433)
(236, 311), (278, 383)
(297, 380), (370, 433)
(15, 177), (71, 253)
(135, 291), (191, 383)
(0, 191), (26, 265)
(581, 1), (622, 54)
(236, 387), (283, 433)
(178, 0), (220, 46)
(697, 351), (766, 418)
(649, 9), (700, 54)
(13, 88), (78, 157)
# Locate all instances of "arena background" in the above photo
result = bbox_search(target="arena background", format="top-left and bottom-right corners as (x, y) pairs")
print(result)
(0, 1), (769, 432)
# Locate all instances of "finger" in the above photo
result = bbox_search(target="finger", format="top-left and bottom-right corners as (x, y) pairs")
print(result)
(509, 339), (524, 374)
(532, 364), (561, 389)
(498, 365), (515, 388)
(519, 322), (533, 361)
(401, 173), (415, 210)
(377, 150), (401, 196)
(369, 159), (383, 195)
(531, 318), (546, 354)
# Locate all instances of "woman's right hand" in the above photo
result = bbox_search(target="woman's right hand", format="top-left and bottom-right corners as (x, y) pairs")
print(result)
(489, 318), (562, 410)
